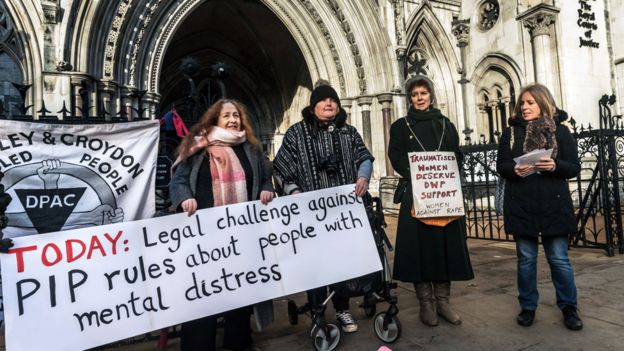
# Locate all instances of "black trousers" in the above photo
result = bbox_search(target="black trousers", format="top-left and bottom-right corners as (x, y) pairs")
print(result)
(180, 306), (252, 351)
(307, 286), (349, 311)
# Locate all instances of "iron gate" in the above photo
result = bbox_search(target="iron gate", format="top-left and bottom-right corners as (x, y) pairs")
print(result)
(381, 94), (624, 256)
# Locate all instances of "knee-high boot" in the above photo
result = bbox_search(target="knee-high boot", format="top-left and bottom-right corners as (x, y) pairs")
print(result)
(434, 281), (461, 325)
(414, 282), (438, 326)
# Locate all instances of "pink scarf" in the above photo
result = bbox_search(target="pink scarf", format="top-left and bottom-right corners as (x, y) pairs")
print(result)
(172, 127), (248, 206)
(205, 127), (248, 206)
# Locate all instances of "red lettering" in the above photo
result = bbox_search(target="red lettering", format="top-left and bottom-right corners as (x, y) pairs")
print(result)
(104, 230), (123, 255)
(87, 235), (106, 259)
(42, 243), (62, 267)
(7, 245), (38, 273)
(66, 239), (87, 263)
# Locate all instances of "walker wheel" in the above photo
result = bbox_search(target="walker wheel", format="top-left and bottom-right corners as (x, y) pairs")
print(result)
(373, 312), (401, 343)
(287, 300), (299, 325)
(311, 323), (341, 351)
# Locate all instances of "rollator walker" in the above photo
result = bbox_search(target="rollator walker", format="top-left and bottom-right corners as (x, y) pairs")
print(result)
(287, 195), (401, 351)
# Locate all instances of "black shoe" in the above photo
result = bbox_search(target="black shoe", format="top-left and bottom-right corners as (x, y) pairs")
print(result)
(562, 306), (583, 331)
(516, 309), (535, 327)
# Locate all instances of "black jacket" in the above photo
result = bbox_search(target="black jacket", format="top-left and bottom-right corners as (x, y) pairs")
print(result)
(496, 112), (580, 238)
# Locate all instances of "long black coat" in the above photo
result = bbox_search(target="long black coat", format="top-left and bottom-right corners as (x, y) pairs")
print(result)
(496, 114), (580, 238)
(388, 109), (474, 283)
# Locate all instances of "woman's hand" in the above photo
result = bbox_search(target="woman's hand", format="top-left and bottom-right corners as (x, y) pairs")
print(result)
(514, 164), (534, 178)
(260, 191), (275, 205)
(535, 157), (556, 172)
(181, 198), (198, 216)
(355, 176), (369, 197)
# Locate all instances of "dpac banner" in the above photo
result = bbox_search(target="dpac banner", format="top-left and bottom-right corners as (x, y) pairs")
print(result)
(0, 120), (159, 237)
(0, 185), (381, 351)
(408, 151), (465, 217)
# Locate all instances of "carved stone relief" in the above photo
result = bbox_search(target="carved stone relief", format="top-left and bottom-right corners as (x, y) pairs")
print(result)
(322, 0), (367, 94)
(452, 18), (470, 47)
(300, 0), (346, 95)
(41, 0), (60, 24)
(478, 0), (499, 32)
(127, 0), (163, 87)
(521, 12), (555, 37)
(405, 47), (430, 78)
(104, 0), (133, 79)
(392, 0), (405, 47)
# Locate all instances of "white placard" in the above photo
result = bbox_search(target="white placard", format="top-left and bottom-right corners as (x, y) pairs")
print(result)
(0, 185), (381, 351)
(408, 151), (465, 218)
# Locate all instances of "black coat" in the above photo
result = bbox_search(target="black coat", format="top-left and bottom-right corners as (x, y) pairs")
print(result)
(496, 113), (580, 238)
(388, 109), (474, 282)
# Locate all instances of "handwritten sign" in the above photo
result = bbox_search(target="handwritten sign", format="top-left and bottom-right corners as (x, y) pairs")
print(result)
(408, 151), (465, 217)
(0, 185), (381, 351)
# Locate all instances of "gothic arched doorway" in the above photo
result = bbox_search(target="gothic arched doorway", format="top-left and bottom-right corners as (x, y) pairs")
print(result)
(158, 0), (312, 155)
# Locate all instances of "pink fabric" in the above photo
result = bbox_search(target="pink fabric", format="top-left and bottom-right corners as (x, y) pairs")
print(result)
(172, 110), (189, 138)
(206, 127), (248, 206)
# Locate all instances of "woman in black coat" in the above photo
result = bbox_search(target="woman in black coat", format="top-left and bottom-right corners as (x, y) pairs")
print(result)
(496, 83), (582, 331)
(388, 76), (473, 327)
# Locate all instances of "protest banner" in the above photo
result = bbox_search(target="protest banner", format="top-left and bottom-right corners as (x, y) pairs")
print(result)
(408, 151), (465, 217)
(0, 185), (381, 351)
(0, 119), (159, 238)
(0, 119), (159, 331)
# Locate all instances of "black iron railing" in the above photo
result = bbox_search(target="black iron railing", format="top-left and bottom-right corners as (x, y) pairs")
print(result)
(380, 94), (624, 256)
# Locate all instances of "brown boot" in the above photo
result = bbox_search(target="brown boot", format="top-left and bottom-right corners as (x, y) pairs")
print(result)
(414, 282), (438, 326)
(434, 281), (462, 325)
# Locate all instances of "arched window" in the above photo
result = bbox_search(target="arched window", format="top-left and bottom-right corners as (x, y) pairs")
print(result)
(475, 68), (516, 142)
(0, 51), (22, 117)
(0, 3), (24, 118)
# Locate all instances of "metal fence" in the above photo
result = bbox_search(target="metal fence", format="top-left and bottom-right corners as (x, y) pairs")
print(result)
(3, 93), (623, 256)
(380, 95), (624, 256)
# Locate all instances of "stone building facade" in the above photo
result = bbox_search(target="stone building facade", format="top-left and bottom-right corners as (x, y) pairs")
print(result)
(0, 0), (622, 180)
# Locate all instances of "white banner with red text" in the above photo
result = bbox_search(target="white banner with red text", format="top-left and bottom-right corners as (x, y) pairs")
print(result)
(0, 185), (380, 351)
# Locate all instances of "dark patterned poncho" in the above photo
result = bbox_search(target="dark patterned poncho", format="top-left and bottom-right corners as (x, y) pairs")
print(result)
(274, 120), (374, 192)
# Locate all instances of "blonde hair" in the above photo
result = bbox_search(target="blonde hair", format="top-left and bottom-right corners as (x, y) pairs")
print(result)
(513, 84), (556, 119)
(177, 99), (258, 160)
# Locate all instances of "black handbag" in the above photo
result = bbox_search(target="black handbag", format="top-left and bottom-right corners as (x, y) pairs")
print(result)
(393, 178), (408, 204)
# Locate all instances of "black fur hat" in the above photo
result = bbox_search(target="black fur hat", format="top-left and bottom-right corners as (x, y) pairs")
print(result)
(302, 84), (347, 127)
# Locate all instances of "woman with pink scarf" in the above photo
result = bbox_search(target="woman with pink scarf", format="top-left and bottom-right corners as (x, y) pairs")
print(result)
(169, 99), (274, 351)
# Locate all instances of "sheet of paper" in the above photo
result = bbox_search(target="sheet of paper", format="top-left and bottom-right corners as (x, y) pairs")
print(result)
(513, 148), (554, 177)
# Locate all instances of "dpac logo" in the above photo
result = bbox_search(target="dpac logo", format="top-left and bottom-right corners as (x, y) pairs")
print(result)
(3, 159), (124, 234)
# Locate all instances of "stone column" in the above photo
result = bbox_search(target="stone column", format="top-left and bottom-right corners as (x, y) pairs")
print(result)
(41, 1), (60, 71)
(392, 0), (406, 61)
(120, 86), (133, 120)
(143, 92), (160, 119)
(357, 96), (374, 150)
(499, 96), (511, 130)
(452, 18), (471, 133)
(518, 5), (560, 91)
(70, 76), (89, 117)
(342, 98), (353, 125)
(377, 93), (394, 176)
(487, 101), (497, 143)
(98, 81), (117, 120)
